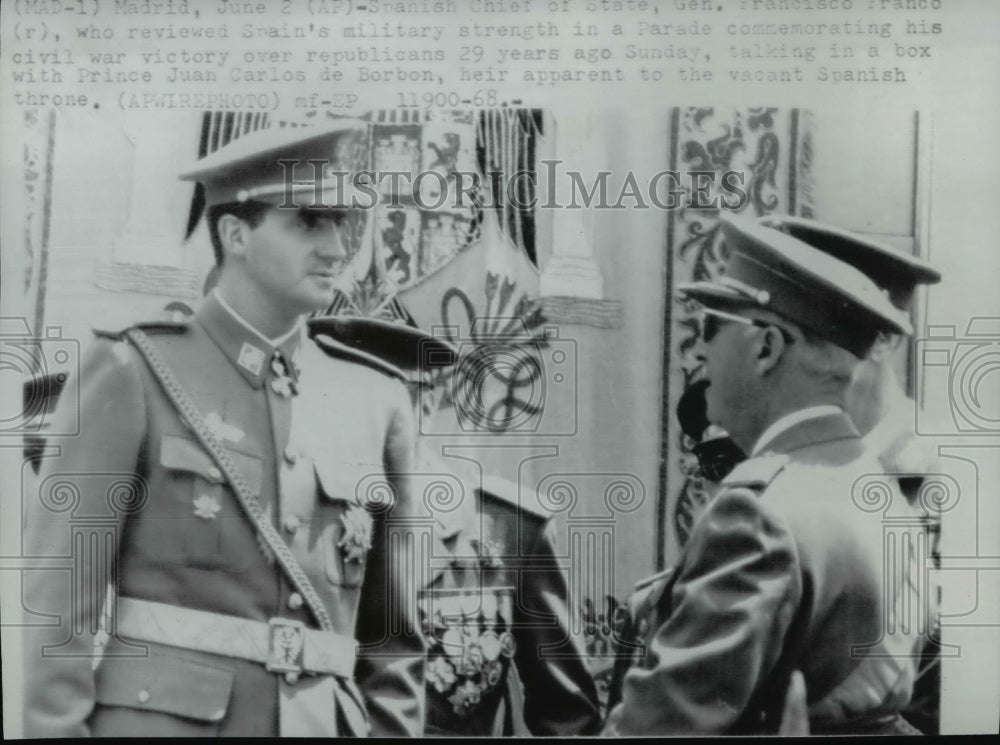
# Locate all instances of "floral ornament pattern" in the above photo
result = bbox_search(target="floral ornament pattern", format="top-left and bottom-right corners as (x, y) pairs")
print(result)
(664, 106), (815, 550)
(437, 272), (549, 433)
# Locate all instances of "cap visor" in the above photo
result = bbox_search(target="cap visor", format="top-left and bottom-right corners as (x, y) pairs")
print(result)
(257, 183), (369, 210)
(308, 316), (457, 371)
(676, 281), (750, 308)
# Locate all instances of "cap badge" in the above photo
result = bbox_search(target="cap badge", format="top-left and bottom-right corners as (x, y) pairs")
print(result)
(720, 276), (771, 306)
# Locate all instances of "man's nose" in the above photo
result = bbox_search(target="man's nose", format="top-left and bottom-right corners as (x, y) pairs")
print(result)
(692, 337), (707, 365)
(315, 228), (347, 260)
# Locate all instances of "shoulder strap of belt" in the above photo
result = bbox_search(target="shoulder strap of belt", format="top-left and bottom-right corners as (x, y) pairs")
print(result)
(124, 327), (334, 632)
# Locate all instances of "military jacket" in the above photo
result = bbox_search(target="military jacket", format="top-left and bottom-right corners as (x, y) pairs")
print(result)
(605, 411), (928, 736)
(417, 473), (602, 736)
(22, 294), (426, 738)
(864, 398), (942, 734)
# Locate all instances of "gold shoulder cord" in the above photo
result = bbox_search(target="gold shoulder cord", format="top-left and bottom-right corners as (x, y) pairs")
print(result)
(125, 328), (334, 632)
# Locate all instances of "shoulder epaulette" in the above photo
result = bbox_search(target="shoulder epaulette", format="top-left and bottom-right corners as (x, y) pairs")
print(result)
(476, 476), (551, 521)
(721, 452), (791, 489)
(312, 333), (406, 382)
(633, 566), (674, 592)
(94, 321), (189, 341)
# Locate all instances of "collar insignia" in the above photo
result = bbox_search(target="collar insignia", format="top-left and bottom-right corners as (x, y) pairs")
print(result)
(237, 342), (265, 376)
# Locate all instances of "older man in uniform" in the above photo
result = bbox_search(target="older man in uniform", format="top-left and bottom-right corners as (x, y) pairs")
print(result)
(603, 213), (927, 735)
(759, 214), (944, 734)
(313, 315), (604, 736)
(21, 121), (425, 737)
(606, 379), (744, 712)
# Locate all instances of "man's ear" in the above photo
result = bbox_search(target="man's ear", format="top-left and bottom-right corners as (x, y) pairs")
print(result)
(217, 213), (248, 258)
(868, 331), (902, 363)
(755, 325), (789, 375)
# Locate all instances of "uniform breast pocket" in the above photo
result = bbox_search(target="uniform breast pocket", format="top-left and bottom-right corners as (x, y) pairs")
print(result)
(313, 459), (380, 588)
(159, 435), (262, 573)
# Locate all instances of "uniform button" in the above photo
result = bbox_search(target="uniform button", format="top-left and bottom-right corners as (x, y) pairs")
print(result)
(288, 593), (304, 611)
(137, 689), (151, 704)
(284, 446), (298, 465)
(283, 515), (300, 534)
(207, 466), (222, 482)
(284, 672), (300, 685)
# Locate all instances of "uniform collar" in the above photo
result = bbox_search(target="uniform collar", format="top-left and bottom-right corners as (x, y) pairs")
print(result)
(751, 405), (856, 456)
(862, 391), (914, 452)
(196, 291), (303, 389)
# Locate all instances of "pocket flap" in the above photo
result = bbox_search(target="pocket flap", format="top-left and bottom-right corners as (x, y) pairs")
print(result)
(95, 650), (234, 723)
(161, 435), (262, 495)
(313, 459), (384, 506)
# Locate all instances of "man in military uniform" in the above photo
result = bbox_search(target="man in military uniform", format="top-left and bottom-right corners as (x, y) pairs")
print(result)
(609, 385), (812, 735)
(607, 379), (743, 711)
(22, 121), (425, 737)
(315, 315), (603, 736)
(603, 213), (927, 735)
(760, 214), (944, 734)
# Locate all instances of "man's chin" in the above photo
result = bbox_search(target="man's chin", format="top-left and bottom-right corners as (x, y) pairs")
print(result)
(280, 296), (328, 321)
(704, 395), (726, 432)
(299, 283), (337, 312)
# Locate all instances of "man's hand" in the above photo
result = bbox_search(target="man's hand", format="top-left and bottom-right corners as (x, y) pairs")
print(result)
(778, 671), (809, 736)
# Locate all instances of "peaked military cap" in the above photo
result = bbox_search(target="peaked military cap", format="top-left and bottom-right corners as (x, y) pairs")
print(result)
(757, 214), (941, 312)
(308, 316), (458, 374)
(178, 119), (369, 208)
(678, 212), (912, 358)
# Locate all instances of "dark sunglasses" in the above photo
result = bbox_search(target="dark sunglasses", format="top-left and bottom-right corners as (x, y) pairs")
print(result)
(700, 308), (796, 344)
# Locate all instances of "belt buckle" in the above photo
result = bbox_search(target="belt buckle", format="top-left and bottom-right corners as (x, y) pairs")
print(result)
(266, 618), (305, 674)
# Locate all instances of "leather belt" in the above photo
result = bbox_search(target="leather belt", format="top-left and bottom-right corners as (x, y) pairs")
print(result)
(116, 597), (357, 679)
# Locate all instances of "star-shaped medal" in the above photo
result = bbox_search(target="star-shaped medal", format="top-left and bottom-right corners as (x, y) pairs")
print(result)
(337, 505), (373, 563)
(193, 494), (221, 520)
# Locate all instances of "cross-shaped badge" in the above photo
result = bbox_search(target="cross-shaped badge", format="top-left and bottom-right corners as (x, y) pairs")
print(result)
(269, 351), (299, 398)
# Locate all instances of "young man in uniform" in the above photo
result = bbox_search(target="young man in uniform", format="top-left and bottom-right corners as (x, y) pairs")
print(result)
(604, 213), (926, 735)
(313, 314), (604, 736)
(22, 121), (426, 737)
